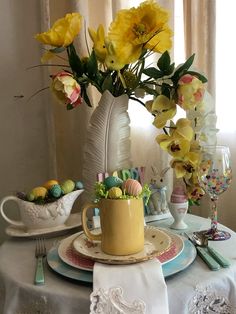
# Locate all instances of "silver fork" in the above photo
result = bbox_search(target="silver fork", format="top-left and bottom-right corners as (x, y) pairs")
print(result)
(34, 238), (46, 285)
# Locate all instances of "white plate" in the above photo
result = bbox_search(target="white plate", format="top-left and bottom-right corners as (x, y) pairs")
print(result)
(58, 229), (183, 271)
(72, 226), (171, 265)
(5, 213), (82, 238)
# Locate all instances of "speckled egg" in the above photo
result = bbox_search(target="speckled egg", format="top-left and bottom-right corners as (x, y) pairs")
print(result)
(104, 176), (123, 190)
(122, 179), (142, 196)
(30, 186), (48, 200)
(26, 192), (35, 202)
(50, 184), (62, 198)
(43, 179), (59, 190)
(75, 181), (84, 190)
(108, 187), (123, 199)
(61, 179), (75, 194)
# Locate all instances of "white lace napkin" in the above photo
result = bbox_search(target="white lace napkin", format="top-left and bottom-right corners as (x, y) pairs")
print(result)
(90, 259), (169, 314)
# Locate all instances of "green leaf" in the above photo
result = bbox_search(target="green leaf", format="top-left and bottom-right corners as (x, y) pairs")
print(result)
(188, 199), (200, 206)
(66, 103), (74, 110)
(102, 74), (113, 93)
(157, 51), (171, 72)
(163, 62), (175, 76)
(143, 67), (163, 79)
(86, 50), (98, 78)
(137, 59), (145, 81)
(161, 84), (171, 98)
(172, 54), (195, 83)
(186, 71), (208, 83)
(67, 44), (83, 76)
(81, 88), (92, 107)
(142, 84), (158, 96)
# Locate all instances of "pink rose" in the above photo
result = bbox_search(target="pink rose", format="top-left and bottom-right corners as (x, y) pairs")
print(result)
(177, 74), (205, 110)
(51, 71), (82, 109)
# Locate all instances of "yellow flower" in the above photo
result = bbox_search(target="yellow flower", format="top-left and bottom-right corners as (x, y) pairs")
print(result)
(51, 71), (82, 109)
(171, 152), (201, 179)
(186, 184), (205, 202)
(145, 26), (172, 53)
(88, 25), (107, 63)
(108, 0), (172, 62)
(156, 134), (190, 158)
(35, 13), (82, 47)
(149, 95), (176, 129)
(172, 118), (194, 142)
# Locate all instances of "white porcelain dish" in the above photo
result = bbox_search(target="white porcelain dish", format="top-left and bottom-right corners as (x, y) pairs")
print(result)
(5, 213), (82, 238)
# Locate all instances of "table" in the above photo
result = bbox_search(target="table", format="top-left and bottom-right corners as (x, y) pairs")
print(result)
(0, 214), (236, 314)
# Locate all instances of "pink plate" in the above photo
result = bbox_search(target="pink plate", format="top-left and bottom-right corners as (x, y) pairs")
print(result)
(58, 228), (183, 271)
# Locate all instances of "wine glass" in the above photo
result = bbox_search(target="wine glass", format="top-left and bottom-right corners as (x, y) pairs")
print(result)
(198, 145), (232, 241)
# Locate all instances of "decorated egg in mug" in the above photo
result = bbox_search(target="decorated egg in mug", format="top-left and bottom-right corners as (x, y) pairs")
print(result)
(122, 179), (142, 196)
(104, 176), (123, 190)
(108, 187), (122, 199)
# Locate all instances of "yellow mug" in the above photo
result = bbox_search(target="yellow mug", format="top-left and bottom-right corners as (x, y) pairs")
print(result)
(81, 198), (144, 256)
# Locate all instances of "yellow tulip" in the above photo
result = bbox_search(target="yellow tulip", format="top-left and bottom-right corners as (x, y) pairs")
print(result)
(35, 13), (82, 47)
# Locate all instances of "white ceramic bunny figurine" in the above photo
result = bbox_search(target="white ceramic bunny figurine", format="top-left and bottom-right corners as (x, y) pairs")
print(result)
(147, 166), (169, 215)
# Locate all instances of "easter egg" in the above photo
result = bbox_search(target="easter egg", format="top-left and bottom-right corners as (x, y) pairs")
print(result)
(122, 179), (142, 197)
(26, 192), (35, 202)
(108, 187), (122, 199)
(104, 176), (123, 190)
(61, 179), (75, 194)
(75, 181), (84, 189)
(30, 186), (47, 200)
(43, 179), (59, 190)
(50, 184), (62, 198)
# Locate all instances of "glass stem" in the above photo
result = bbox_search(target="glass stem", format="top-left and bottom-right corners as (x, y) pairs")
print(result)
(210, 197), (218, 232)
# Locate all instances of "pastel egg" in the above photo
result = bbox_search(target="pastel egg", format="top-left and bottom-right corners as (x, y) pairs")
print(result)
(30, 186), (48, 200)
(26, 192), (35, 202)
(50, 184), (62, 198)
(75, 181), (84, 189)
(104, 176), (123, 190)
(43, 179), (59, 190)
(108, 187), (123, 199)
(122, 179), (142, 196)
(61, 179), (75, 194)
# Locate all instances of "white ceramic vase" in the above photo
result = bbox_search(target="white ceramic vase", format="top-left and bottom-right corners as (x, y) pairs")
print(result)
(82, 90), (132, 200)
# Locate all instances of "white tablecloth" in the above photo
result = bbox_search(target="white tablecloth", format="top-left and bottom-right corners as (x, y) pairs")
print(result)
(0, 214), (236, 314)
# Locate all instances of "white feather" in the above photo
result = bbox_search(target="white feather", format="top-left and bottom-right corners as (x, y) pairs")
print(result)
(82, 90), (132, 199)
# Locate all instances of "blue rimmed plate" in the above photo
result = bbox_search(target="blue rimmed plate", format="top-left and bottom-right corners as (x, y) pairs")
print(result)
(47, 239), (196, 283)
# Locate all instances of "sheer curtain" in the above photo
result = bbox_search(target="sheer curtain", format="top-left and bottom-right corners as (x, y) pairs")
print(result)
(215, 1), (236, 231)
(0, 0), (176, 245)
(39, 0), (175, 199)
(183, 0), (236, 232)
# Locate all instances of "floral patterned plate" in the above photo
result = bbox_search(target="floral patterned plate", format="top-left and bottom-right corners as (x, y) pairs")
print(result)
(58, 229), (183, 271)
(72, 226), (171, 265)
(47, 239), (196, 283)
